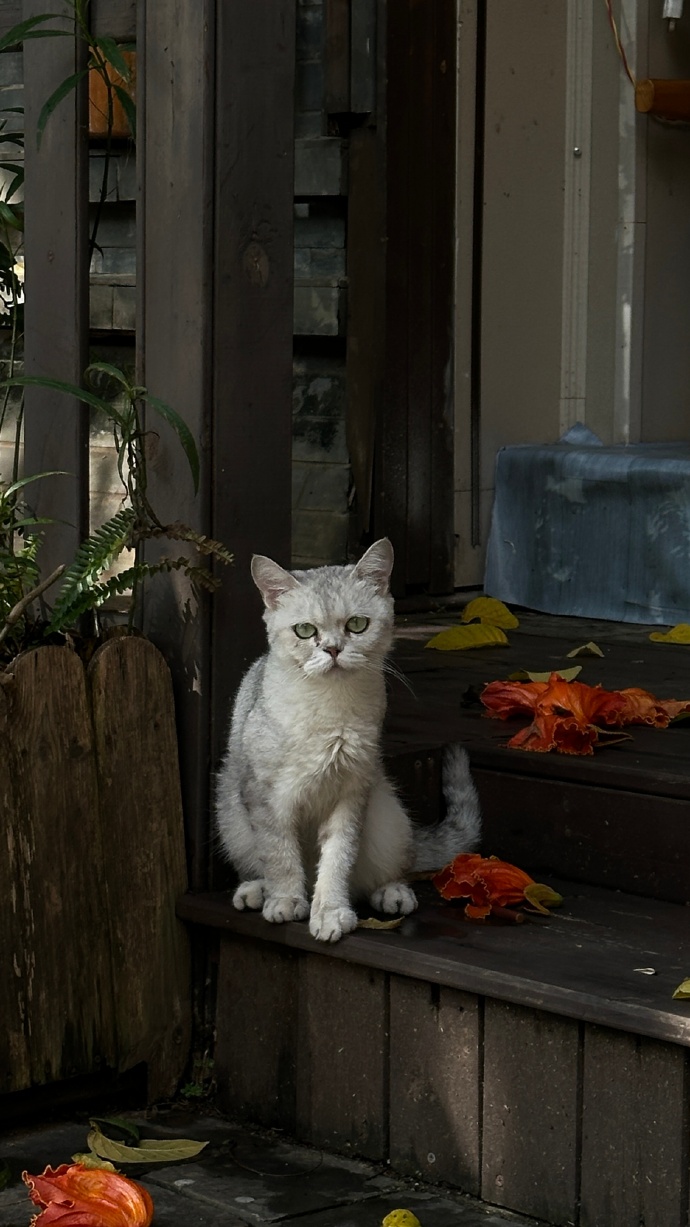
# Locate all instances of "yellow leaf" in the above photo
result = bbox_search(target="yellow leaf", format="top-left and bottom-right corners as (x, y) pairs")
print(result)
(357, 916), (405, 930)
(461, 596), (519, 629)
(672, 977), (690, 1000)
(507, 666), (582, 683)
(650, 624), (690, 644)
(566, 641), (604, 658)
(71, 1153), (117, 1171)
(523, 883), (564, 914)
(382, 1213), (422, 1227)
(425, 624), (508, 651)
(87, 1123), (208, 1165)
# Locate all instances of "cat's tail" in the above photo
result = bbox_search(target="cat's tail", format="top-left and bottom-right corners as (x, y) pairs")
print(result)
(412, 744), (482, 872)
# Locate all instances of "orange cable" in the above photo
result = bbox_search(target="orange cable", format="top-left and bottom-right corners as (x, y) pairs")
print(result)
(604, 0), (636, 88)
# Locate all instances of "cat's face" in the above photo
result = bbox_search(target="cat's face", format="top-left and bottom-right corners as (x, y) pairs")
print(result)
(251, 539), (395, 677)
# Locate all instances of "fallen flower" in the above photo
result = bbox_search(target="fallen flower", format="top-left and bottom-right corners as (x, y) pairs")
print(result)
(480, 673), (690, 755)
(433, 853), (563, 920)
(23, 1163), (153, 1227)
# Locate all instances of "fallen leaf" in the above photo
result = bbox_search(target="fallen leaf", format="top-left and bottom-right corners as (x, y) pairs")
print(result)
(425, 624), (508, 651)
(523, 883), (564, 914)
(71, 1153), (118, 1171)
(461, 596), (519, 629)
(650, 624), (690, 644)
(357, 916), (405, 930)
(566, 641), (604, 658)
(672, 978), (690, 1000)
(508, 666), (582, 683)
(87, 1123), (208, 1165)
(90, 1116), (140, 1144)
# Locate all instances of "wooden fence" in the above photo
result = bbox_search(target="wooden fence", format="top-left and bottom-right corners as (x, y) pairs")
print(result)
(0, 636), (189, 1100)
(8, 0), (296, 892)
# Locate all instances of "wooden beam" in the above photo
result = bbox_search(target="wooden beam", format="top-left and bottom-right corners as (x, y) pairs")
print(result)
(137, 0), (214, 889)
(210, 1), (295, 779)
(22, 0), (89, 579)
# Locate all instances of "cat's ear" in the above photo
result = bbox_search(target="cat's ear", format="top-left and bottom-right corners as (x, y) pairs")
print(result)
(251, 555), (301, 609)
(354, 537), (394, 593)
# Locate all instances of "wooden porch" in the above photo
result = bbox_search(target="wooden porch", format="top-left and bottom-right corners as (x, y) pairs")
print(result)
(180, 610), (690, 1227)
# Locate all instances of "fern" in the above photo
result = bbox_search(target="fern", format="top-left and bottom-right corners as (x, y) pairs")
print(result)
(47, 507), (136, 632)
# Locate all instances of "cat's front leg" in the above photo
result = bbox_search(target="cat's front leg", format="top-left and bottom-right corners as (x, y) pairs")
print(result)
(310, 800), (361, 942)
(258, 818), (310, 924)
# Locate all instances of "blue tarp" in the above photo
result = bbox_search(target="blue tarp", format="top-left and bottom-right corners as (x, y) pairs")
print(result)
(484, 425), (690, 625)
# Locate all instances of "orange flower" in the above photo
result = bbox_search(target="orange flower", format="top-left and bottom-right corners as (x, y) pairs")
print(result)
(434, 852), (536, 919)
(23, 1164), (154, 1227)
(480, 673), (689, 755)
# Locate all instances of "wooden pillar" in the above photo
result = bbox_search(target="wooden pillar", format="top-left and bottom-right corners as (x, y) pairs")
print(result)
(22, 0), (89, 577)
(210, 1), (295, 775)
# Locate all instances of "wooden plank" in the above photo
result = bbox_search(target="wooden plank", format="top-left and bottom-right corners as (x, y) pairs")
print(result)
(0, 673), (31, 1092)
(215, 936), (298, 1131)
(377, 0), (409, 593)
(137, 0), (214, 890)
(178, 882), (690, 1049)
(389, 976), (481, 1193)
(296, 957), (387, 1158)
(324, 0), (350, 113)
(346, 123), (385, 537)
(481, 1000), (579, 1223)
(475, 768), (690, 906)
(22, 0), (89, 582)
(88, 637), (191, 1100)
(5, 647), (116, 1086)
(210, 0), (295, 796)
(429, 0), (457, 593)
(350, 0), (376, 114)
(580, 1026), (689, 1227)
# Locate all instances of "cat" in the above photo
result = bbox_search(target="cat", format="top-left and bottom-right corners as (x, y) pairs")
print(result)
(215, 537), (481, 943)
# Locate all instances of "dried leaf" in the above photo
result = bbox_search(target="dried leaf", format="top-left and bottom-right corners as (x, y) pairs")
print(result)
(87, 1123), (208, 1165)
(507, 666), (582, 683)
(566, 641), (604, 658)
(461, 596), (519, 629)
(357, 916), (405, 930)
(425, 624), (508, 651)
(71, 1153), (118, 1171)
(649, 624), (690, 644)
(672, 978), (690, 1000)
(523, 883), (564, 914)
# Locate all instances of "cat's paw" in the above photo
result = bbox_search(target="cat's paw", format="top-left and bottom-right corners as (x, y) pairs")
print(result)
(309, 904), (358, 943)
(233, 879), (266, 911)
(262, 894), (309, 924)
(370, 882), (418, 915)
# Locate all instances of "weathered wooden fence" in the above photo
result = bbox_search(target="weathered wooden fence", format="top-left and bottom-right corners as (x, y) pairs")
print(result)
(0, 637), (190, 1100)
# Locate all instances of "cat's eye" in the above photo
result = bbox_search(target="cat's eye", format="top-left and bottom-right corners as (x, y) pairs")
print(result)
(345, 615), (369, 634)
(294, 622), (318, 639)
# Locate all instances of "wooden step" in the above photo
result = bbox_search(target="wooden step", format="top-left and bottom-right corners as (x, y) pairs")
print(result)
(178, 882), (690, 1227)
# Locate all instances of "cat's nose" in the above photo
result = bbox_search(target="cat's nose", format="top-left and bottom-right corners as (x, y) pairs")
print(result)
(324, 645), (341, 660)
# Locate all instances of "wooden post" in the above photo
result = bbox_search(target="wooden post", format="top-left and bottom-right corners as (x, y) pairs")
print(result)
(210, 0), (295, 794)
(22, 0), (89, 579)
(137, 0), (215, 889)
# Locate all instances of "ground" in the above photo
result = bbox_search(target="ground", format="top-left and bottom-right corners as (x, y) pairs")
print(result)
(0, 1109), (546, 1227)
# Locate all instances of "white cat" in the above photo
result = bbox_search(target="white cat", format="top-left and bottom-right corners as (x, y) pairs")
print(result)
(215, 538), (481, 943)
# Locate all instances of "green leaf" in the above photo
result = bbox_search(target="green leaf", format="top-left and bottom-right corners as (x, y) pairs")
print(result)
(113, 84), (136, 139)
(5, 471), (68, 498)
(0, 14), (71, 53)
(523, 883), (564, 914)
(71, 1153), (117, 1171)
(0, 200), (22, 230)
(86, 1122), (208, 1165)
(0, 375), (128, 428)
(93, 36), (131, 81)
(143, 394), (200, 494)
(672, 977), (690, 1000)
(37, 69), (89, 149)
(425, 623), (508, 651)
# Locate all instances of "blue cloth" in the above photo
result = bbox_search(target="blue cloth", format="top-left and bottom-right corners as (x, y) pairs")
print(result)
(484, 427), (690, 624)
